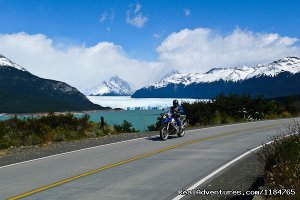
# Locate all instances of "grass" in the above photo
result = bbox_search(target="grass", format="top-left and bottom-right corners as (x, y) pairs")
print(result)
(257, 122), (300, 200)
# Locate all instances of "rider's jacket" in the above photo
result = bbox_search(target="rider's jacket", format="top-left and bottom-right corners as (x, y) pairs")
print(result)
(170, 105), (184, 117)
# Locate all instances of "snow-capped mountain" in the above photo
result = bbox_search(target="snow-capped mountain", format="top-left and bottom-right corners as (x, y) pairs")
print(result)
(0, 54), (105, 113)
(85, 75), (133, 96)
(0, 54), (27, 71)
(148, 57), (300, 89)
(132, 57), (300, 99)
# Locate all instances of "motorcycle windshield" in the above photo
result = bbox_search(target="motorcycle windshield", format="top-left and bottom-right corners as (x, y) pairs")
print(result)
(161, 108), (172, 124)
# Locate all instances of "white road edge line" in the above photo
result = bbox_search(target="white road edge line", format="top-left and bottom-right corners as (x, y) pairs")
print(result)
(0, 118), (291, 170)
(171, 133), (296, 200)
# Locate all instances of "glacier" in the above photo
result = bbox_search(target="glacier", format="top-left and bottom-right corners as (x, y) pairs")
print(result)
(87, 96), (200, 110)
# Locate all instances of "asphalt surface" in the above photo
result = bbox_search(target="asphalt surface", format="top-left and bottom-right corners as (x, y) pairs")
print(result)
(0, 118), (298, 200)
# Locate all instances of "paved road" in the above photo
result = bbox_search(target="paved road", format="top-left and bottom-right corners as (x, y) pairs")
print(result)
(0, 118), (298, 200)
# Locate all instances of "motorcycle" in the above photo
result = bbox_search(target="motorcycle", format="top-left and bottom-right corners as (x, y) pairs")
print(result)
(159, 108), (187, 140)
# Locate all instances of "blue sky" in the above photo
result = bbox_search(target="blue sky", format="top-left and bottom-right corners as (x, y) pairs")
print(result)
(1, 0), (299, 59)
(0, 0), (299, 90)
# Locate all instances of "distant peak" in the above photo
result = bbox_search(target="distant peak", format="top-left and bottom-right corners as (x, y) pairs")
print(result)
(110, 75), (121, 80)
(169, 69), (180, 74)
(160, 69), (180, 81)
(111, 75), (120, 79)
(85, 75), (133, 96)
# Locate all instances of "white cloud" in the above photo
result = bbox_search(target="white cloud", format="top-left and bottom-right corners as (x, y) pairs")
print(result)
(99, 10), (115, 23)
(126, 3), (148, 28)
(157, 27), (300, 73)
(0, 28), (299, 92)
(184, 9), (191, 17)
(0, 32), (165, 91)
(126, 13), (148, 28)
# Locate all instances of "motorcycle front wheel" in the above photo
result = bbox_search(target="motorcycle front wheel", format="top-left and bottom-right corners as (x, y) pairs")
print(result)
(160, 126), (169, 140)
(177, 129), (185, 137)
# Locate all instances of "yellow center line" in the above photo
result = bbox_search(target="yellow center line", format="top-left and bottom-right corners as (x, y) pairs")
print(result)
(8, 124), (281, 200)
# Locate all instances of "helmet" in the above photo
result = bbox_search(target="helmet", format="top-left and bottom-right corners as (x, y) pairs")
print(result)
(173, 99), (179, 106)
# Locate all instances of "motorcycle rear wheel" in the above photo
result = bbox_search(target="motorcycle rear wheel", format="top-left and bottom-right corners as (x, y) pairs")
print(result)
(160, 126), (169, 140)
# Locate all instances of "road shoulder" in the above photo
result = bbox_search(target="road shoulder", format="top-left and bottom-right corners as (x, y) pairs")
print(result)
(184, 152), (264, 200)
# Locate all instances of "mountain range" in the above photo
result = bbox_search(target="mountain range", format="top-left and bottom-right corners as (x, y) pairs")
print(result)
(2, 53), (300, 113)
(132, 56), (300, 98)
(85, 75), (133, 96)
(0, 54), (106, 113)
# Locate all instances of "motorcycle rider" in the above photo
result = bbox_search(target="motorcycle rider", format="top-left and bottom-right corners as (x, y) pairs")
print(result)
(170, 99), (184, 130)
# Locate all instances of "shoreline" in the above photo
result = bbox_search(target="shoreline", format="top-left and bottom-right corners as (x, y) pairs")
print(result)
(0, 108), (127, 117)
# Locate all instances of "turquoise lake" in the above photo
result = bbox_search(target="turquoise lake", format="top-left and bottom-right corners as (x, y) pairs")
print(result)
(81, 110), (162, 131)
(0, 109), (163, 131)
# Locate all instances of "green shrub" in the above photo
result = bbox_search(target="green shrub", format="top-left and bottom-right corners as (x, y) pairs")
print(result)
(27, 134), (44, 145)
(147, 124), (157, 131)
(0, 134), (13, 149)
(212, 111), (222, 124)
(224, 115), (235, 124)
(53, 130), (66, 142)
(0, 113), (94, 149)
(280, 111), (292, 118)
(101, 125), (115, 136)
(179, 94), (300, 127)
(113, 120), (139, 133)
(0, 112), (143, 150)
